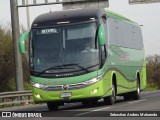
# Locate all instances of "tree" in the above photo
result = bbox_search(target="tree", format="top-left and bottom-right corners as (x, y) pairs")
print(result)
(146, 55), (160, 89)
(0, 23), (30, 92)
(0, 24), (14, 92)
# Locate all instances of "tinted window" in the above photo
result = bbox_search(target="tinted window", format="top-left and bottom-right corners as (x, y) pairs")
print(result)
(108, 18), (143, 49)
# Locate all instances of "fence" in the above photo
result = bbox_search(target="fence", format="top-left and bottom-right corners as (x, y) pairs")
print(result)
(0, 91), (33, 108)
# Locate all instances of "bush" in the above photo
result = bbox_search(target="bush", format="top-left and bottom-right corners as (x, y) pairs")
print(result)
(144, 82), (159, 91)
(0, 23), (30, 92)
(146, 55), (160, 90)
(0, 24), (15, 92)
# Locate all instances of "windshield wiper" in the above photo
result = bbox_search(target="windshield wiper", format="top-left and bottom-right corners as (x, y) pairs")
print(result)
(85, 63), (100, 70)
(35, 64), (88, 77)
(36, 66), (73, 77)
(58, 63), (100, 73)
(35, 63), (99, 77)
(54, 64), (90, 73)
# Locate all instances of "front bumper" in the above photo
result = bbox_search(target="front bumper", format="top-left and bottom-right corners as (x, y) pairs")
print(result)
(32, 79), (110, 103)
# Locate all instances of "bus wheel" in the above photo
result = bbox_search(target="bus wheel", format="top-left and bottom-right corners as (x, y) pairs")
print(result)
(132, 78), (140, 100)
(123, 94), (132, 101)
(82, 99), (98, 106)
(90, 99), (98, 105)
(47, 102), (59, 111)
(82, 101), (90, 106)
(104, 84), (116, 105)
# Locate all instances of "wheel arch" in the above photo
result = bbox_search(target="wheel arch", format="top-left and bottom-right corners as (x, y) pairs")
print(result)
(136, 70), (141, 88)
(111, 71), (117, 94)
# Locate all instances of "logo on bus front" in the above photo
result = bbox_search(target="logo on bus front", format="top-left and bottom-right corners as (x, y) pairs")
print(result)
(62, 85), (69, 90)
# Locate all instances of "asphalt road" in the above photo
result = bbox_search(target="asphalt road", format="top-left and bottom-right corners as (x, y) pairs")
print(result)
(1, 90), (160, 119)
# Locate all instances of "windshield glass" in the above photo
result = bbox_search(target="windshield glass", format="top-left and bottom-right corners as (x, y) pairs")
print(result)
(30, 22), (99, 76)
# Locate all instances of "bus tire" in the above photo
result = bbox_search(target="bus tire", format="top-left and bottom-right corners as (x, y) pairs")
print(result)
(82, 101), (90, 106)
(123, 94), (132, 101)
(82, 99), (98, 106)
(104, 84), (116, 105)
(132, 77), (140, 100)
(90, 99), (98, 105)
(47, 102), (59, 111)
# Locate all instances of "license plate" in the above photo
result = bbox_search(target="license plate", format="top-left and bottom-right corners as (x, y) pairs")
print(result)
(60, 92), (72, 98)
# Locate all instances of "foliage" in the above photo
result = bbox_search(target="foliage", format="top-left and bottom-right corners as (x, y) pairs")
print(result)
(146, 55), (160, 90)
(0, 24), (14, 92)
(144, 83), (158, 91)
(0, 23), (30, 92)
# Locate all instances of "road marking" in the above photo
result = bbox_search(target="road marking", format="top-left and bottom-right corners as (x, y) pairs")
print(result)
(74, 107), (110, 116)
(128, 99), (146, 104)
(36, 108), (48, 111)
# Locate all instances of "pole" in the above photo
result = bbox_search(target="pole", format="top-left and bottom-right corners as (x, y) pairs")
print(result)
(26, 0), (30, 30)
(10, 0), (24, 91)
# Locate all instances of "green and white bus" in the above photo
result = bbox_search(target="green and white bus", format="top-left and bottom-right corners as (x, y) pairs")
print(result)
(19, 8), (146, 111)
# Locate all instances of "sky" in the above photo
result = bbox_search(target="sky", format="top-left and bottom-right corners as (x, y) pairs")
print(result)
(0, 0), (160, 56)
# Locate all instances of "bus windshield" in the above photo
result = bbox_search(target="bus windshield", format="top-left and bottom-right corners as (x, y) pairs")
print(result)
(30, 22), (99, 76)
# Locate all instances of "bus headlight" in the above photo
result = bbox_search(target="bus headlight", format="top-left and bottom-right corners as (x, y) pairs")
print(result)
(31, 82), (46, 89)
(83, 74), (104, 85)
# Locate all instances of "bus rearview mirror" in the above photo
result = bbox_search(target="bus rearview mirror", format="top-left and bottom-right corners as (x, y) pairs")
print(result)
(98, 25), (105, 46)
(19, 32), (30, 54)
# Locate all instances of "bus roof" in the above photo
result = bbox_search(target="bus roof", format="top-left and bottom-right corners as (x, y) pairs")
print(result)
(106, 9), (137, 25)
(32, 8), (138, 27)
(32, 8), (105, 27)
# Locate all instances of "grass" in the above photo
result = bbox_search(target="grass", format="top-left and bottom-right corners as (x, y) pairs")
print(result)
(144, 83), (159, 91)
(6, 80), (31, 91)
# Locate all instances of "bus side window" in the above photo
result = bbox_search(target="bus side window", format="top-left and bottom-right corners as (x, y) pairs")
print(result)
(101, 45), (107, 65)
(101, 16), (107, 65)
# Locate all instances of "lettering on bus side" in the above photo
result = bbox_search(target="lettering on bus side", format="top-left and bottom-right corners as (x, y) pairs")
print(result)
(118, 55), (129, 62)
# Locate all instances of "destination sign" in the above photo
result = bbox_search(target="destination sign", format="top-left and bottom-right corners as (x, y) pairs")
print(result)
(62, 0), (109, 10)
